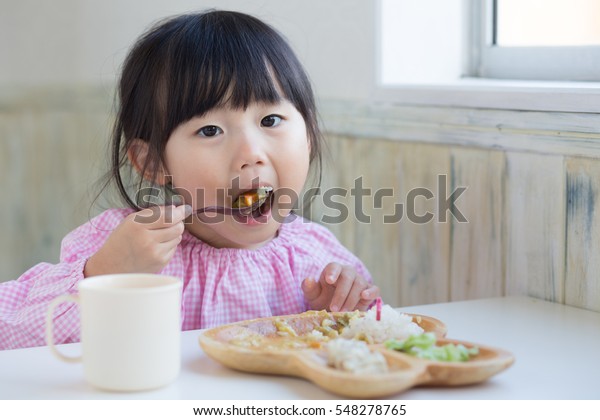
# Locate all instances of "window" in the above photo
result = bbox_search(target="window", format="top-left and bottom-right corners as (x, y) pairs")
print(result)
(495, 0), (600, 47)
(380, 0), (600, 84)
(473, 0), (600, 81)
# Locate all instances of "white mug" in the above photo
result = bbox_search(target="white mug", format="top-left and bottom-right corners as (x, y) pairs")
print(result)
(45, 273), (182, 391)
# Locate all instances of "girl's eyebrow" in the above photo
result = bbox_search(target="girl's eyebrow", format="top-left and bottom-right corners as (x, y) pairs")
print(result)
(182, 115), (214, 127)
(205, 100), (288, 115)
(187, 99), (291, 123)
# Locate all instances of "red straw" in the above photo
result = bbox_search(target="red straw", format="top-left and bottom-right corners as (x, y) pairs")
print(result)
(376, 297), (382, 321)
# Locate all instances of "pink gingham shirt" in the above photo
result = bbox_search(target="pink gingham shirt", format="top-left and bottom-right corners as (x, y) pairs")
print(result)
(0, 208), (371, 350)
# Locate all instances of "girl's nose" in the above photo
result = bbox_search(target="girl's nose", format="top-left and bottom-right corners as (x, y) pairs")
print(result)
(234, 130), (266, 170)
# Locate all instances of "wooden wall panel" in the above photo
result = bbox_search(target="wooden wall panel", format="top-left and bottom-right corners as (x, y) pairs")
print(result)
(311, 134), (355, 249)
(396, 143), (451, 306)
(565, 158), (600, 312)
(314, 135), (400, 304)
(349, 136), (399, 305)
(316, 136), (452, 307)
(0, 103), (110, 282)
(505, 153), (565, 302)
(449, 148), (505, 300)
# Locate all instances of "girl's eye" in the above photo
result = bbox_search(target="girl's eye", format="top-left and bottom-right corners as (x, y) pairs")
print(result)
(197, 125), (222, 137)
(261, 115), (282, 128)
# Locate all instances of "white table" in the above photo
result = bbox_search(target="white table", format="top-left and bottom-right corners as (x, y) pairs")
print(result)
(1, 296), (599, 399)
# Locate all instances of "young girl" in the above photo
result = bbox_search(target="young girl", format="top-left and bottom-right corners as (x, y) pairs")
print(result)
(0, 10), (378, 350)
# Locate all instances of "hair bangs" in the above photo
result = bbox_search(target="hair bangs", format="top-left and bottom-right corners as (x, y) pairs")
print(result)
(166, 15), (294, 130)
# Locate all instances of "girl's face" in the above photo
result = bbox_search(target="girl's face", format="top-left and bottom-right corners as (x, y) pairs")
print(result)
(164, 99), (310, 249)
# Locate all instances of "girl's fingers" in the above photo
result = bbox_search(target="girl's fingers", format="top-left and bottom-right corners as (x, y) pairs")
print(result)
(133, 205), (192, 229)
(356, 285), (380, 311)
(131, 206), (167, 225)
(163, 232), (184, 247)
(360, 285), (380, 302)
(156, 235), (183, 260)
(329, 266), (356, 312)
(320, 262), (343, 285)
(158, 238), (179, 265)
(301, 277), (322, 302)
(151, 221), (186, 243)
(339, 279), (365, 312)
(302, 277), (332, 310)
(152, 204), (191, 228)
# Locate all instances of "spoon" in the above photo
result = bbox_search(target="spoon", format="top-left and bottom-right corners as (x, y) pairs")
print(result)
(196, 204), (258, 216)
(196, 187), (273, 216)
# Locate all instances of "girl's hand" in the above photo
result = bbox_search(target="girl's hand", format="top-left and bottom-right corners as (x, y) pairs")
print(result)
(301, 262), (380, 312)
(84, 205), (192, 276)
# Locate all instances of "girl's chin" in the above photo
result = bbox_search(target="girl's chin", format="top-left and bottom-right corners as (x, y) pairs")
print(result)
(217, 217), (281, 249)
(188, 205), (294, 249)
(231, 204), (278, 225)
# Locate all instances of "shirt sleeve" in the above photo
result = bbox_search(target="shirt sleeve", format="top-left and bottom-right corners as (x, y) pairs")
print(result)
(0, 210), (123, 350)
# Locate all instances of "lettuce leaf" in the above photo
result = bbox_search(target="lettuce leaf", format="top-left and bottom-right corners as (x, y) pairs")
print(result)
(384, 333), (479, 362)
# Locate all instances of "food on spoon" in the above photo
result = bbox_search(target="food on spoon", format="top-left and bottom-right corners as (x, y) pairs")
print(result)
(326, 338), (388, 374)
(232, 187), (273, 209)
(385, 332), (479, 362)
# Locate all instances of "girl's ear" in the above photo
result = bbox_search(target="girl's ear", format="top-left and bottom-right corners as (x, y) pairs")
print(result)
(127, 139), (169, 186)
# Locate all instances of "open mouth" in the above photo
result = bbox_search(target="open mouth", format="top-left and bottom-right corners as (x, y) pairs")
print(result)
(231, 186), (274, 221)
(194, 186), (275, 221)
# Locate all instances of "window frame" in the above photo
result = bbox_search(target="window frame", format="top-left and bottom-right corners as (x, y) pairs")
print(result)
(472, 0), (600, 81)
(374, 0), (600, 113)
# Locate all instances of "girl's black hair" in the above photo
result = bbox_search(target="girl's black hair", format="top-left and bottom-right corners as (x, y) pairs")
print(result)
(108, 10), (322, 209)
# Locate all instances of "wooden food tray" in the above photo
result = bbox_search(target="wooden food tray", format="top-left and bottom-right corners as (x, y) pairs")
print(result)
(198, 311), (514, 398)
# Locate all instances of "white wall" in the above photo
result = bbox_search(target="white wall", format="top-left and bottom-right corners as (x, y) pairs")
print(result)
(380, 0), (465, 84)
(1, 0), (376, 101)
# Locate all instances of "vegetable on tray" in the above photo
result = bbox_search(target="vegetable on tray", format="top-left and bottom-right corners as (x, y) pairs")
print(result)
(385, 332), (479, 362)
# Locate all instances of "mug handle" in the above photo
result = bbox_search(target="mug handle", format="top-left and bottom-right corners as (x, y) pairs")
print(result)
(45, 295), (83, 363)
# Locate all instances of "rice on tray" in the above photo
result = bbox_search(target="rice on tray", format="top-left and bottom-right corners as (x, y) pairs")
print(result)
(340, 304), (423, 344)
(326, 338), (388, 374)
